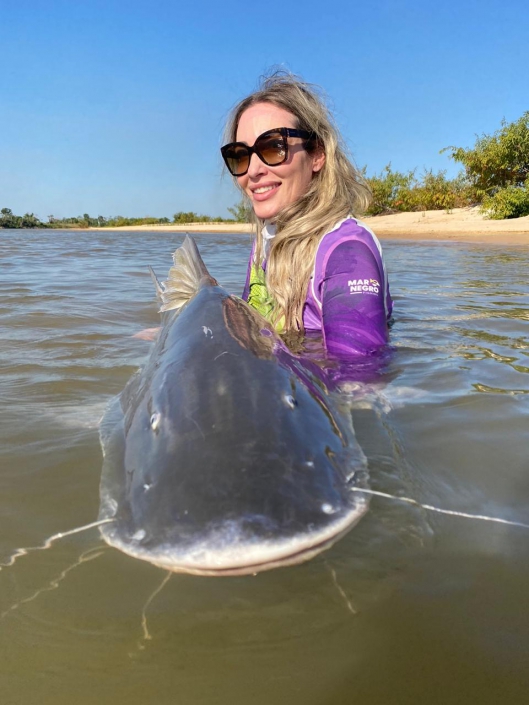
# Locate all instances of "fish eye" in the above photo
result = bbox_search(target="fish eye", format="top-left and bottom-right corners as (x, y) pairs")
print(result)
(283, 394), (297, 409)
(150, 412), (161, 431)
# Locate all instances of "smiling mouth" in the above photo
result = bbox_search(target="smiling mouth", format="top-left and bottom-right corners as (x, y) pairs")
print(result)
(252, 184), (280, 199)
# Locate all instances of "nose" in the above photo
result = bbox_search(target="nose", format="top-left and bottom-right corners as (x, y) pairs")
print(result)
(246, 151), (267, 178)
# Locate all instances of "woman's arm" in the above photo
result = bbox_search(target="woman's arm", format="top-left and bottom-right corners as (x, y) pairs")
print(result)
(321, 240), (389, 357)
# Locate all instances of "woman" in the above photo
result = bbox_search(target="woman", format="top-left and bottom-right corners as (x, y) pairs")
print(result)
(221, 72), (392, 359)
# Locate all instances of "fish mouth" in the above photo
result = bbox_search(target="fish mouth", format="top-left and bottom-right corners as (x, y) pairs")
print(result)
(99, 500), (368, 576)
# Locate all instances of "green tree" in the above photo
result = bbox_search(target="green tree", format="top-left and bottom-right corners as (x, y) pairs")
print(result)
(227, 198), (252, 223)
(173, 211), (197, 224)
(364, 165), (475, 215)
(20, 213), (41, 228)
(411, 169), (468, 211)
(0, 208), (18, 228)
(482, 182), (529, 219)
(0, 208), (46, 228)
(365, 165), (417, 215)
(443, 112), (529, 199)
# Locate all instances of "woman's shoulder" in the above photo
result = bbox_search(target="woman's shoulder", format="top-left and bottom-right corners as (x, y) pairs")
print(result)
(317, 216), (383, 254)
(307, 215), (391, 316)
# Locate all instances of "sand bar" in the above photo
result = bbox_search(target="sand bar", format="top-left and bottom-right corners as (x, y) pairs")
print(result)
(88, 207), (529, 245)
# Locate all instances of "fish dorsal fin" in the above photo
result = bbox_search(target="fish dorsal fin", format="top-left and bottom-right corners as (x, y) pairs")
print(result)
(148, 266), (164, 301)
(159, 235), (217, 312)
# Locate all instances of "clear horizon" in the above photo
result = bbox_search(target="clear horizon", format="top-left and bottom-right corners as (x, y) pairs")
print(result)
(2, 0), (527, 220)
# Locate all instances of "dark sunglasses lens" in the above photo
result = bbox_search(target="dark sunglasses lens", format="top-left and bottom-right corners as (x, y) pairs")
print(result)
(222, 131), (288, 175)
(256, 132), (287, 166)
(223, 145), (250, 175)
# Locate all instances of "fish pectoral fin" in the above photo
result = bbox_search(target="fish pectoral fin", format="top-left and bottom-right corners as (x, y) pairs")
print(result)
(160, 235), (217, 313)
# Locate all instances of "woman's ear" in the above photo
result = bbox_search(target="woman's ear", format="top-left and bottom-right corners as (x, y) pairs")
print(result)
(311, 148), (326, 174)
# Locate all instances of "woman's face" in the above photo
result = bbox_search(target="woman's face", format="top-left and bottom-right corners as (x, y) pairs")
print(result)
(235, 103), (325, 221)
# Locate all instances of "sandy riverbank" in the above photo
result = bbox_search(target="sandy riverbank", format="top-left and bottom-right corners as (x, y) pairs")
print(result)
(364, 207), (529, 244)
(88, 207), (529, 245)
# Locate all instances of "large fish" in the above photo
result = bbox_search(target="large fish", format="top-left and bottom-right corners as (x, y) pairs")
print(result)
(98, 236), (369, 576)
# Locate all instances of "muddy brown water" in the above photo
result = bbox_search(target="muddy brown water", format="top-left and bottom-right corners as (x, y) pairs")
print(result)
(1, 230), (528, 704)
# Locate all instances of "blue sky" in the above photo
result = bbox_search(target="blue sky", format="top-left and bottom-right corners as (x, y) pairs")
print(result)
(1, 0), (527, 220)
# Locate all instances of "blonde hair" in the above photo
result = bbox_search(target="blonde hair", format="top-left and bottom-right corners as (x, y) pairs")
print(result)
(224, 71), (371, 332)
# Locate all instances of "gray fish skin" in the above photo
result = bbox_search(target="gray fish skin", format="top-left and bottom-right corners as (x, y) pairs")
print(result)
(99, 237), (368, 576)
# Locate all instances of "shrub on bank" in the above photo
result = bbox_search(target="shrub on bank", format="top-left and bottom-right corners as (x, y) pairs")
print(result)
(443, 111), (529, 220)
(481, 183), (529, 219)
(443, 112), (529, 199)
(365, 165), (416, 215)
(364, 166), (475, 215)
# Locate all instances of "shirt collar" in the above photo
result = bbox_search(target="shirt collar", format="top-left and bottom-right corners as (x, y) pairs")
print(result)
(262, 221), (276, 256)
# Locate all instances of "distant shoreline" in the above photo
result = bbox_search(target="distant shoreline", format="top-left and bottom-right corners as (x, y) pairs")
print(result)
(3, 209), (528, 244)
(81, 207), (528, 245)
(87, 222), (252, 234)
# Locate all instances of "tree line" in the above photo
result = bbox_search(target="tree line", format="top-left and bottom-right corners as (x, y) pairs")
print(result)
(365, 111), (529, 219)
(0, 210), (242, 230)
(2, 111), (528, 228)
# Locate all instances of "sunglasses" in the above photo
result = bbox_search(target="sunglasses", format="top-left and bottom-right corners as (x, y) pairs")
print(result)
(221, 127), (313, 176)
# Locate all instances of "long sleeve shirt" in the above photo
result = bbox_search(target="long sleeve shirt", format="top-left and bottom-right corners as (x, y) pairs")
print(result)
(242, 217), (393, 359)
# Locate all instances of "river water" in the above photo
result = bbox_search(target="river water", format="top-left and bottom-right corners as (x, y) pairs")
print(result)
(1, 229), (528, 704)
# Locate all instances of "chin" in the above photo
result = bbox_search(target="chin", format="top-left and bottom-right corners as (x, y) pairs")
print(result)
(252, 203), (281, 221)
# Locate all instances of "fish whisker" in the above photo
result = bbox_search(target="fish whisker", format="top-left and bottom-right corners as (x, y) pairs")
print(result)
(1, 546), (106, 621)
(137, 571), (172, 650)
(351, 488), (529, 529)
(0, 518), (115, 570)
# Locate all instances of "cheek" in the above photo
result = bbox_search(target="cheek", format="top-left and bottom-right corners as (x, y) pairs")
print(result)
(289, 160), (314, 195)
(237, 174), (249, 191)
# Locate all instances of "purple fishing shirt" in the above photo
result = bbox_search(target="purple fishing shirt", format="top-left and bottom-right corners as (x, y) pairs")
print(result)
(242, 217), (393, 359)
